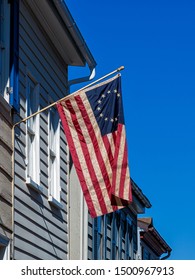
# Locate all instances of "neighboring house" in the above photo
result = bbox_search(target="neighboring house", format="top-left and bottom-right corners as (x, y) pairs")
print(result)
(68, 176), (152, 260)
(137, 217), (172, 260)
(87, 179), (152, 260)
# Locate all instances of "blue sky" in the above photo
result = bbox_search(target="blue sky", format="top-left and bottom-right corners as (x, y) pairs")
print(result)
(65, 0), (195, 260)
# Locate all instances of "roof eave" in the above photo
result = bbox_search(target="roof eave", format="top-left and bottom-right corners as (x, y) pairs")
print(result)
(24, 0), (96, 67)
(131, 178), (152, 208)
(53, 0), (97, 68)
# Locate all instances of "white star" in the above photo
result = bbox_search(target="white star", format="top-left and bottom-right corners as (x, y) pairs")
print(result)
(114, 89), (117, 93)
(110, 118), (114, 122)
(107, 90), (111, 94)
(98, 100), (101, 104)
(102, 94), (105, 98)
(100, 113), (103, 117)
(105, 117), (108, 121)
(117, 93), (120, 97)
(97, 107), (101, 111)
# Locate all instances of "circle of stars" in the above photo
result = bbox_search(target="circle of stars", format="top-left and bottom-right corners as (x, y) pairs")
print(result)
(97, 87), (120, 123)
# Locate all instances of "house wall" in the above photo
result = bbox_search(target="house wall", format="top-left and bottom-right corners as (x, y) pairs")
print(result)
(0, 95), (12, 242)
(0, 0), (10, 103)
(140, 240), (159, 260)
(13, 0), (69, 259)
(69, 163), (89, 260)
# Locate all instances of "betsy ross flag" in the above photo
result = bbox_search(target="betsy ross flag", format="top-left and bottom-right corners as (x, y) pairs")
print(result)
(57, 74), (132, 217)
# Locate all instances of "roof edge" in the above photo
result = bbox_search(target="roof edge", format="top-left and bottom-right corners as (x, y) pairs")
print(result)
(53, 0), (97, 68)
(131, 178), (152, 208)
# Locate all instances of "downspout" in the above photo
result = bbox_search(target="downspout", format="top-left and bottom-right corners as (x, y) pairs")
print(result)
(161, 250), (171, 260)
(68, 67), (96, 87)
(53, 0), (97, 87)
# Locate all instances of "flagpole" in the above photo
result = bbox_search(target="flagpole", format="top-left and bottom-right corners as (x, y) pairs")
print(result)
(13, 66), (124, 127)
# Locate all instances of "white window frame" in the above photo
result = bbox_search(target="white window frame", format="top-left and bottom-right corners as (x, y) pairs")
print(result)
(48, 104), (62, 208)
(26, 74), (40, 190)
(0, 0), (10, 102)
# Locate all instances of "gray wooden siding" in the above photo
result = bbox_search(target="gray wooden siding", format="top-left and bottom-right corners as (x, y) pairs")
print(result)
(0, 95), (12, 241)
(13, 1), (69, 260)
(88, 215), (93, 260)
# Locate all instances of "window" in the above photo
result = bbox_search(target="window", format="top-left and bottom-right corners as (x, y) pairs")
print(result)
(48, 105), (61, 207)
(112, 212), (119, 259)
(93, 216), (103, 259)
(0, 234), (10, 260)
(126, 217), (133, 259)
(0, 0), (10, 102)
(132, 220), (138, 258)
(26, 76), (40, 189)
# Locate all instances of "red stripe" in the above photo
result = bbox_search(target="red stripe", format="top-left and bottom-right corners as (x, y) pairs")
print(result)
(102, 134), (114, 167)
(57, 102), (97, 218)
(113, 131), (118, 146)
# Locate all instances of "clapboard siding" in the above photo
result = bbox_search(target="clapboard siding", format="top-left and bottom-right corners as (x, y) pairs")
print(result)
(14, 236), (63, 260)
(15, 194), (68, 232)
(19, 17), (67, 99)
(19, 41), (64, 101)
(14, 159), (26, 180)
(88, 221), (93, 260)
(0, 99), (12, 240)
(20, 7), (67, 86)
(14, 0), (69, 259)
(14, 223), (67, 259)
(15, 163), (69, 219)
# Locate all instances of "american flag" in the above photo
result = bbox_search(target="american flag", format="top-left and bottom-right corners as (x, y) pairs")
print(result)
(57, 74), (132, 217)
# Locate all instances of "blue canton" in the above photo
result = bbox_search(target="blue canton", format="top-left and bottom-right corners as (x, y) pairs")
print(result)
(86, 76), (124, 136)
